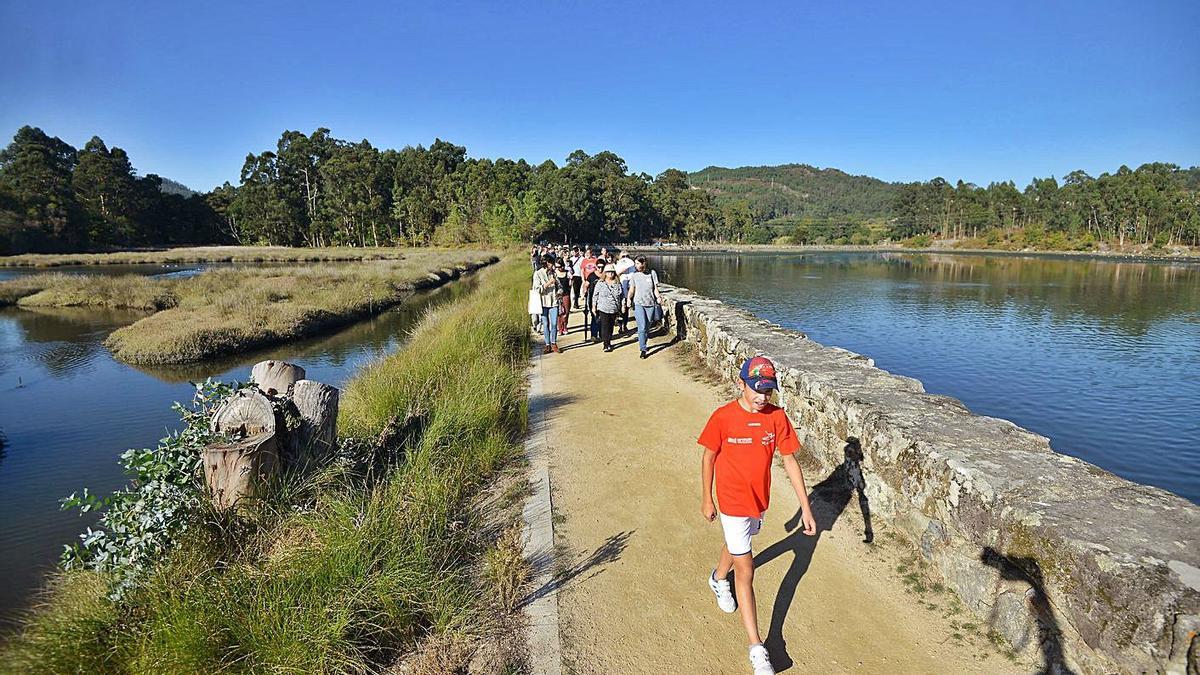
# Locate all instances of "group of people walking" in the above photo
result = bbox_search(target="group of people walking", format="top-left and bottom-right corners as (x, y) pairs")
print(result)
(531, 243), (820, 675)
(529, 244), (666, 358)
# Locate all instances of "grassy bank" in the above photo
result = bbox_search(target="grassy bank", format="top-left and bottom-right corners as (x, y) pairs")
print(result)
(0, 245), (420, 268)
(0, 249), (499, 363)
(1, 258), (533, 672)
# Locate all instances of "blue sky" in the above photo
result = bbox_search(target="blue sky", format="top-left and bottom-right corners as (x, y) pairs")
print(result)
(1, 0), (1196, 191)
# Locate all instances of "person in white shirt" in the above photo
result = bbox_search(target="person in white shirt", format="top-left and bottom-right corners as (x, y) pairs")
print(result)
(570, 247), (584, 309)
(615, 250), (636, 332)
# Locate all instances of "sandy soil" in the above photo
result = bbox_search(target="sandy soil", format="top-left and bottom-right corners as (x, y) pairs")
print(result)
(535, 309), (1032, 675)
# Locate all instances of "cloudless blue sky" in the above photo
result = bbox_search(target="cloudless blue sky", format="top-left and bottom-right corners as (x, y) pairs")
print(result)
(1, 0), (1197, 191)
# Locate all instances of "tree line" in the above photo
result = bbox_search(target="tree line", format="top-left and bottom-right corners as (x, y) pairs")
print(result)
(2, 124), (1197, 254)
(0, 127), (226, 254)
(210, 130), (758, 248)
(889, 165), (1200, 248)
(0, 125), (760, 254)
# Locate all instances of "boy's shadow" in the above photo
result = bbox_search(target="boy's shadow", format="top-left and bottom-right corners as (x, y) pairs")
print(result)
(752, 438), (873, 671)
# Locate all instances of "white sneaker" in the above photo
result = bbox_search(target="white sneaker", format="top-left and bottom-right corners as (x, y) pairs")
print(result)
(749, 644), (775, 675)
(708, 570), (736, 613)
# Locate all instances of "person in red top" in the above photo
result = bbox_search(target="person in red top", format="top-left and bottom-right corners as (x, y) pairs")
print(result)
(698, 356), (816, 675)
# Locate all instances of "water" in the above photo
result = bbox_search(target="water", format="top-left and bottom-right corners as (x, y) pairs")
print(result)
(647, 251), (1200, 504)
(0, 261), (299, 282)
(0, 279), (475, 625)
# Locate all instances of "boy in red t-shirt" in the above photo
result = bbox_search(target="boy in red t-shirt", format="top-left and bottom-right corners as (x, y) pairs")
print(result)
(698, 356), (816, 675)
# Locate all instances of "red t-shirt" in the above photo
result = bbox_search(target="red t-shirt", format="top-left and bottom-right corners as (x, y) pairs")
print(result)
(698, 400), (800, 517)
(580, 257), (598, 281)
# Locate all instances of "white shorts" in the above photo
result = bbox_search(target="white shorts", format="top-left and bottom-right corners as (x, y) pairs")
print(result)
(719, 512), (763, 556)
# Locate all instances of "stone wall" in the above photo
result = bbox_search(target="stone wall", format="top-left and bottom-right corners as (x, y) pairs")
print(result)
(659, 283), (1199, 674)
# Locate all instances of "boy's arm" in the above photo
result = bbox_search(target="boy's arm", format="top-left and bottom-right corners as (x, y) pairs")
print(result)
(781, 453), (817, 535)
(701, 448), (717, 521)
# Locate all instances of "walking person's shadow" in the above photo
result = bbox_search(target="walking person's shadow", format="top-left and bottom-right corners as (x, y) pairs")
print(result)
(753, 438), (873, 671)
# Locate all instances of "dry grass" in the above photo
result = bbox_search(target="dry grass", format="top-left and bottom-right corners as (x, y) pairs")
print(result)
(0, 245), (418, 268)
(483, 522), (531, 614)
(0, 273), (72, 306)
(1, 249), (501, 362)
(16, 274), (179, 311)
(96, 250), (497, 364)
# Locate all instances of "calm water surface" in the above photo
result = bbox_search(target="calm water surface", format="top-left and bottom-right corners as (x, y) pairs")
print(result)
(648, 252), (1200, 504)
(0, 279), (475, 625)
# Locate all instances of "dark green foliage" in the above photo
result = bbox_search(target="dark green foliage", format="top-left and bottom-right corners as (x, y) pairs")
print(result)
(5, 123), (1196, 252)
(224, 134), (758, 246)
(0, 126), (227, 254)
(891, 164), (1200, 247)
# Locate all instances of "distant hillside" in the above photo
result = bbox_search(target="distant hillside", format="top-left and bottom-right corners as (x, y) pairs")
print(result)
(158, 177), (197, 197)
(688, 163), (900, 224)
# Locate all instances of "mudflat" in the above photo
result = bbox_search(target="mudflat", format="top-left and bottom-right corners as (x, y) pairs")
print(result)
(536, 310), (1028, 674)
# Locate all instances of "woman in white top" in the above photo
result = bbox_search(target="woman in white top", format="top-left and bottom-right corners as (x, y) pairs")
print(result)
(531, 255), (562, 354)
(626, 256), (664, 359)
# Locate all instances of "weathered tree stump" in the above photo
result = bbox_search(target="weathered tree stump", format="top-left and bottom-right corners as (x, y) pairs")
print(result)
(210, 387), (277, 437)
(289, 379), (339, 468)
(202, 432), (280, 511)
(202, 360), (338, 510)
(251, 360), (305, 397)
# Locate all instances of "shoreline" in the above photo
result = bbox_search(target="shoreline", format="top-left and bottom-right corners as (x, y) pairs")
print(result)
(627, 242), (1200, 264)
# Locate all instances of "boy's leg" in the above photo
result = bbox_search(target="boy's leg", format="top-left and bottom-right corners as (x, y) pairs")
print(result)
(716, 514), (765, 646)
(714, 543), (735, 580)
(731, 553), (762, 645)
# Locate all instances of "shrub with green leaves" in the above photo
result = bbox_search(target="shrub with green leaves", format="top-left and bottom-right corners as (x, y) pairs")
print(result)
(60, 379), (237, 598)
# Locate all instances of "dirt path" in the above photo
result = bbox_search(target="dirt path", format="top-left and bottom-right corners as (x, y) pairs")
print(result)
(535, 311), (1030, 675)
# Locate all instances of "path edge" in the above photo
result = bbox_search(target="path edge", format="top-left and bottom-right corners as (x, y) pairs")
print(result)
(521, 346), (562, 675)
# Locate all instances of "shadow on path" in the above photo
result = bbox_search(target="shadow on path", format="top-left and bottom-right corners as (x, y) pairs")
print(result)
(753, 438), (873, 671)
(521, 530), (634, 607)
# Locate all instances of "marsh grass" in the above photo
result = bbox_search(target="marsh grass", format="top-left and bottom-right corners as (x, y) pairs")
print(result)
(106, 251), (498, 364)
(0, 273), (73, 306)
(1, 258), (532, 673)
(0, 249), (498, 363)
(0, 245), (417, 268)
(17, 275), (179, 311)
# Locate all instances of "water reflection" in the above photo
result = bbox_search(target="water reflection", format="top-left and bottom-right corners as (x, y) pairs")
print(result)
(650, 252), (1200, 504)
(2, 307), (149, 380)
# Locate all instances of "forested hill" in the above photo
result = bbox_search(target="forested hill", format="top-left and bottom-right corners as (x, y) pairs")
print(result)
(158, 177), (196, 197)
(688, 163), (900, 224)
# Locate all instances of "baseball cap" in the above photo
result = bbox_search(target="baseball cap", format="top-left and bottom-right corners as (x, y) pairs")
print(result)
(740, 356), (778, 392)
